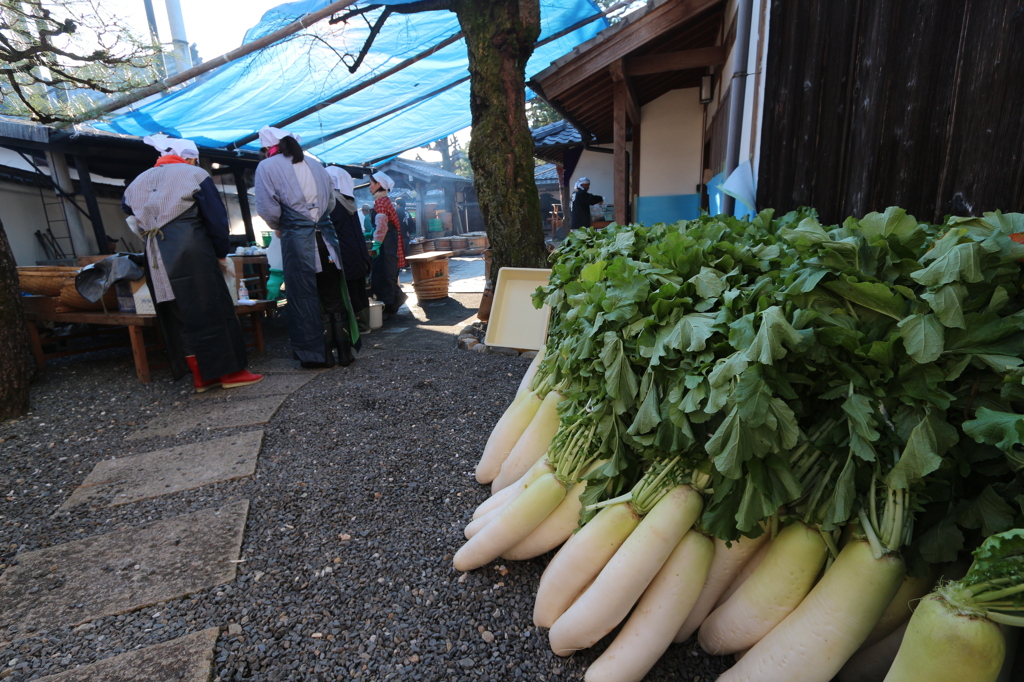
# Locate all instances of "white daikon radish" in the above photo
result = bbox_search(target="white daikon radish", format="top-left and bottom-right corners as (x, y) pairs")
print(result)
(585, 531), (714, 682)
(548, 485), (704, 656)
(674, 533), (771, 643)
(533, 501), (639, 628)
(492, 390), (563, 493)
(699, 522), (828, 655)
(717, 538), (905, 682)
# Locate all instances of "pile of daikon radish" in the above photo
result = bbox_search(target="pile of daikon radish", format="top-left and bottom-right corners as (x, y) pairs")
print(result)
(454, 209), (1024, 682)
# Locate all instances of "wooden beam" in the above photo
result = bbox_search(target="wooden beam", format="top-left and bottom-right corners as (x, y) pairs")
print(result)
(624, 45), (727, 77)
(608, 60), (641, 126)
(538, 0), (722, 98)
(613, 79), (628, 225)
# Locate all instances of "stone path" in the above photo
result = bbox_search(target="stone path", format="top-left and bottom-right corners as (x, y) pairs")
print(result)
(126, 395), (286, 440)
(0, 501), (248, 635)
(34, 627), (220, 682)
(60, 431), (263, 510)
(191, 371), (317, 400)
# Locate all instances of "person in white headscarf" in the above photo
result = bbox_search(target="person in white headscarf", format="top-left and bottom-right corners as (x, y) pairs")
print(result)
(326, 166), (371, 333)
(366, 170), (408, 317)
(569, 176), (604, 230)
(121, 134), (263, 391)
(254, 125), (359, 368)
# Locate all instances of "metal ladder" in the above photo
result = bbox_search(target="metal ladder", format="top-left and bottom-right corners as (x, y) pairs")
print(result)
(34, 182), (77, 262)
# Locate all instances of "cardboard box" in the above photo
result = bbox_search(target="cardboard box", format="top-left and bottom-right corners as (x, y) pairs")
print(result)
(115, 278), (155, 315)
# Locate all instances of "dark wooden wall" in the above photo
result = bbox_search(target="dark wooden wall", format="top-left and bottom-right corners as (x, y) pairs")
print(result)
(757, 0), (1024, 223)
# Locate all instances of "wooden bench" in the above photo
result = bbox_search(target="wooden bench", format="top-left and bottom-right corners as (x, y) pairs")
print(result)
(24, 300), (277, 383)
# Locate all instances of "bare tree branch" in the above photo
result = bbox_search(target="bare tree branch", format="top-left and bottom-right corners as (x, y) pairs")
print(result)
(0, 0), (160, 122)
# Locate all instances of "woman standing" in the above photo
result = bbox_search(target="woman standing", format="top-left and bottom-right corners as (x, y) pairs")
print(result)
(254, 126), (359, 368)
(122, 134), (262, 392)
(325, 166), (372, 334)
(368, 171), (408, 317)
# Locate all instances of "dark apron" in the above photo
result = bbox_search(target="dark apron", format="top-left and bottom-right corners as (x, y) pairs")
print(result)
(153, 205), (246, 382)
(279, 205), (360, 363)
(369, 218), (406, 310)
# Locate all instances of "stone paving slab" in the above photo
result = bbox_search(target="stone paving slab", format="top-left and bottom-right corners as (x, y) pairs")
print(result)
(60, 432), (264, 510)
(126, 396), (286, 441)
(34, 627), (220, 682)
(0, 500), (249, 635)
(192, 371), (316, 400)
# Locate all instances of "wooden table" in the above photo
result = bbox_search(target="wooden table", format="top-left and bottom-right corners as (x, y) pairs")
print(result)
(227, 255), (271, 301)
(24, 300), (277, 383)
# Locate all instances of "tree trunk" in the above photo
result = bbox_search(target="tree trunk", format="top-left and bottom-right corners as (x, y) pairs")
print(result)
(452, 0), (549, 276)
(0, 220), (33, 419)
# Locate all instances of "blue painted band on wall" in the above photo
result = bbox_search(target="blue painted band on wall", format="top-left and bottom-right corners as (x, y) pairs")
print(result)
(636, 194), (701, 225)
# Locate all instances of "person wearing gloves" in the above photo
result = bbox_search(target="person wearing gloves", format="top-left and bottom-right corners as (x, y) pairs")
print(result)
(367, 171), (408, 317)
(122, 134), (263, 392)
(253, 126), (360, 368)
(325, 166), (372, 334)
(569, 176), (604, 230)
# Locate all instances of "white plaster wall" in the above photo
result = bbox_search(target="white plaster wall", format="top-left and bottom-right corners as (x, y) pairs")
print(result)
(567, 148), (614, 202)
(639, 88), (705, 197)
(1, 181), (49, 266)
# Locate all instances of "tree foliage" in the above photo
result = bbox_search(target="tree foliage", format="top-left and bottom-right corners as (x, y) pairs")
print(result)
(0, 0), (159, 123)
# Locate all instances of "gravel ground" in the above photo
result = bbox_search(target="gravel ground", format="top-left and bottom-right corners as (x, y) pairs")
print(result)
(0, 319), (731, 681)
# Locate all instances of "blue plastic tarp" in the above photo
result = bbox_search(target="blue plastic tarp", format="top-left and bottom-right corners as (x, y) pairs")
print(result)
(99, 0), (606, 165)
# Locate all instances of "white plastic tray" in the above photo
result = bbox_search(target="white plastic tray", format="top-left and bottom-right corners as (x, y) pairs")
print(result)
(484, 267), (551, 351)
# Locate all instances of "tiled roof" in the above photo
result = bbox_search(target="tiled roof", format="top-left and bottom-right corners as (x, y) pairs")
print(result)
(531, 119), (581, 149)
(379, 157), (472, 183)
(535, 163), (559, 182)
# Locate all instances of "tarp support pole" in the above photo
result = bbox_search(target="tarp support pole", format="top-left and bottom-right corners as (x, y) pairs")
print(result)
(233, 167), (256, 244)
(73, 155), (110, 254)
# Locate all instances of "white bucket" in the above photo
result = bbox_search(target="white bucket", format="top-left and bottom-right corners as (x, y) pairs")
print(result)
(368, 300), (384, 329)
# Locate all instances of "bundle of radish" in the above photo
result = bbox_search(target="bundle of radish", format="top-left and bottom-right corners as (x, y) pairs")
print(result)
(883, 529), (1024, 681)
(456, 208), (1024, 680)
(454, 408), (608, 571)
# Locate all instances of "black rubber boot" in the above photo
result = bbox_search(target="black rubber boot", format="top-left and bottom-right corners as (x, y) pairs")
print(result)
(301, 316), (336, 369)
(331, 313), (355, 367)
(356, 308), (372, 334)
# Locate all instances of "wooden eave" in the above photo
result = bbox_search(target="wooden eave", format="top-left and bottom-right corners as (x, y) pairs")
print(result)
(531, 0), (726, 143)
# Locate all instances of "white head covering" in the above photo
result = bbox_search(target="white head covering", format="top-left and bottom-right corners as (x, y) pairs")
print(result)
(325, 166), (355, 196)
(371, 171), (394, 191)
(258, 125), (301, 148)
(143, 133), (199, 159)
(574, 177), (591, 191)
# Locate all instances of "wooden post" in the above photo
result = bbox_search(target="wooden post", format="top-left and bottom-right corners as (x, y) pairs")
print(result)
(415, 179), (425, 236)
(631, 123), (641, 222)
(613, 78), (628, 225)
(233, 167), (256, 243)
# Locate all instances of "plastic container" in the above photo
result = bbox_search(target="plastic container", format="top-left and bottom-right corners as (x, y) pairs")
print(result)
(428, 219), (444, 232)
(368, 300), (384, 329)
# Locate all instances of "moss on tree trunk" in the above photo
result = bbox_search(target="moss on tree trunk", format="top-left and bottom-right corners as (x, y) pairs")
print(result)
(0, 220), (33, 419)
(452, 0), (549, 276)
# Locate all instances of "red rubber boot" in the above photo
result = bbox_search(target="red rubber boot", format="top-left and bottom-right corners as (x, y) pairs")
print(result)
(185, 355), (221, 393)
(220, 368), (264, 389)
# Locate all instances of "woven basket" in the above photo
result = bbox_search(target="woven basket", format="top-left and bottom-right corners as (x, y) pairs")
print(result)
(18, 266), (80, 296)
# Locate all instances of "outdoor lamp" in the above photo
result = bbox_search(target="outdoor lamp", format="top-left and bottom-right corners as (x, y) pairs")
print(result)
(700, 74), (714, 104)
